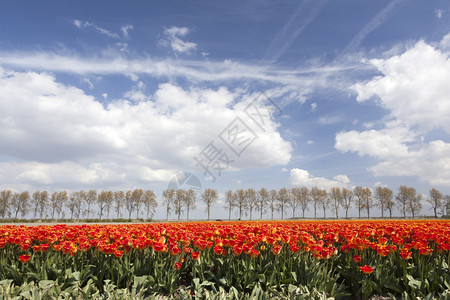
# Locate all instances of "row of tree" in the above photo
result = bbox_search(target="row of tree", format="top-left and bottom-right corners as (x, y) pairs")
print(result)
(163, 186), (449, 220)
(0, 185), (449, 221)
(0, 189), (157, 220)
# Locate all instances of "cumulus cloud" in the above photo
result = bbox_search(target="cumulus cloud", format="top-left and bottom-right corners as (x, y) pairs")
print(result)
(335, 126), (414, 160)
(289, 168), (350, 190)
(352, 40), (450, 133)
(337, 34), (450, 186)
(0, 67), (292, 189)
(160, 26), (197, 54)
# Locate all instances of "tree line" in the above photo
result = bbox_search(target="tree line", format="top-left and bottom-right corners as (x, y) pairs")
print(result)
(0, 189), (158, 221)
(0, 185), (449, 221)
(164, 185), (449, 220)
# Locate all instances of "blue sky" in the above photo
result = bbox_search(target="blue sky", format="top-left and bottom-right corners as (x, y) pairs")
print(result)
(1, 0), (450, 219)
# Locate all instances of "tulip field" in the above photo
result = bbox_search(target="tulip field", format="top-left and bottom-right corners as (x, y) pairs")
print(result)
(0, 220), (449, 299)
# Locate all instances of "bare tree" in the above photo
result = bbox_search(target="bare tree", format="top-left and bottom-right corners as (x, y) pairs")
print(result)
(162, 189), (175, 220)
(77, 190), (86, 219)
(353, 186), (366, 219)
(315, 188), (329, 219)
(32, 191), (40, 219)
(310, 187), (328, 219)
(329, 187), (343, 219)
(32, 191), (48, 220)
(295, 187), (310, 219)
(341, 188), (353, 219)
(124, 190), (135, 220)
(427, 188), (443, 218)
(132, 189), (144, 219)
(11, 192), (30, 218)
(68, 191), (82, 220)
(56, 191), (68, 220)
(202, 188), (218, 220)
(114, 191), (125, 219)
(269, 190), (278, 219)
(184, 189), (196, 220)
(291, 187), (308, 218)
(50, 192), (59, 219)
(142, 190), (157, 219)
(245, 188), (257, 220)
(235, 189), (247, 220)
(287, 188), (300, 218)
(85, 190), (98, 219)
(444, 195), (450, 216)
(105, 191), (114, 219)
(0, 190), (12, 219)
(396, 186), (415, 218)
(224, 190), (236, 220)
(407, 191), (422, 218)
(174, 189), (185, 220)
(256, 188), (269, 220)
(375, 187), (394, 218)
(362, 188), (373, 218)
(98, 191), (113, 220)
(277, 188), (291, 219)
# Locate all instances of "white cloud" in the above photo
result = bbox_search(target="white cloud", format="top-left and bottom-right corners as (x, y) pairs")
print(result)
(369, 140), (450, 186)
(338, 34), (450, 186)
(342, 0), (405, 53)
(440, 33), (450, 50)
(0, 50), (361, 88)
(435, 9), (444, 19)
(336, 126), (413, 160)
(160, 26), (197, 54)
(289, 168), (350, 190)
(121, 25), (133, 39)
(0, 68), (292, 189)
(318, 115), (344, 125)
(73, 20), (119, 39)
(351, 40), (450, 133)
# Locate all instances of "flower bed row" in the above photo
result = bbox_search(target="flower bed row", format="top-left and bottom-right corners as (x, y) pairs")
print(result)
(0, 220), (449, 299)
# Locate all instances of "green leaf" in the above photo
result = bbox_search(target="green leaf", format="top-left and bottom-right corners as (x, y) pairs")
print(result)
(385, 281), (403, 294)
(406, 275), (422, 290)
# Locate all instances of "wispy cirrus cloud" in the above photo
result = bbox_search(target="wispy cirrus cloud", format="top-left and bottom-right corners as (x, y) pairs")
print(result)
(0, 50), (368, 88)
(73, 19), (120, 38)
(341, 0), (405, 54)
(262, 0), (328, 63)
(73, 20), (134, 40)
